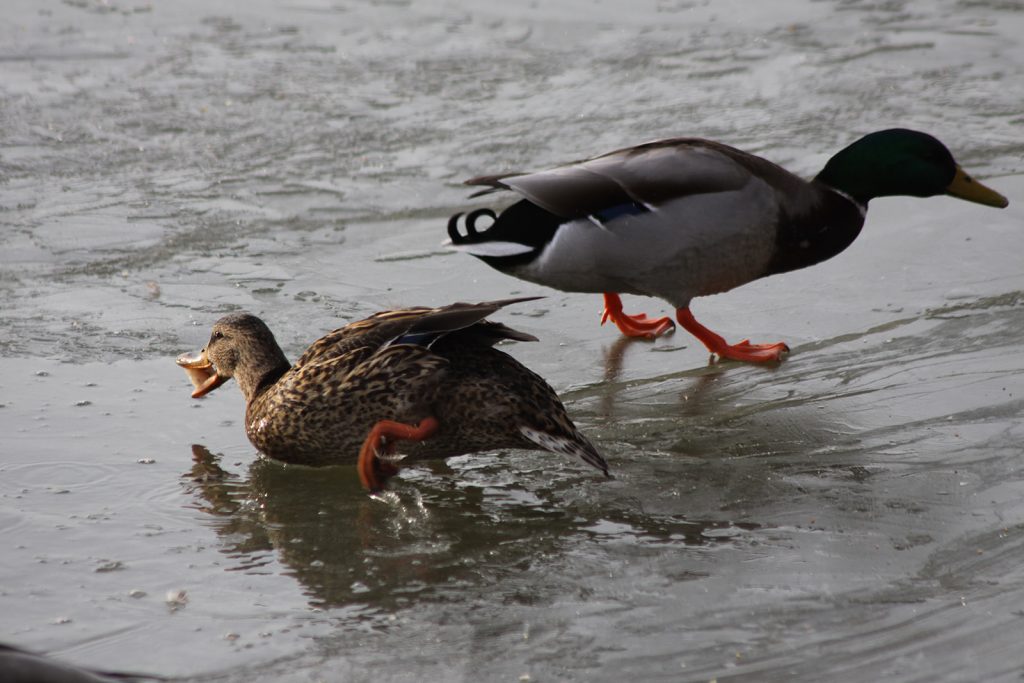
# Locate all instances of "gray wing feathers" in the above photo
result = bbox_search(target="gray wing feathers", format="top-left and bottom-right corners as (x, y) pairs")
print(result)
(466, 140), (755, 219)
(503, 166), (633, 218)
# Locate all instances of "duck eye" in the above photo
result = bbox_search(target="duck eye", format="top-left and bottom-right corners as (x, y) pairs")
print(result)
(212, 331), (225, 341)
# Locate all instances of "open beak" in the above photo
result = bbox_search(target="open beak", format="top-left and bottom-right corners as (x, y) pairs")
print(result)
(946, 166), (1009, 208)
(176, 350), (228, 398)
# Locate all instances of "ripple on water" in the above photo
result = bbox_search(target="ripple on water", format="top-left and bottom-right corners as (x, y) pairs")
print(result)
(0, 461), (120, 492)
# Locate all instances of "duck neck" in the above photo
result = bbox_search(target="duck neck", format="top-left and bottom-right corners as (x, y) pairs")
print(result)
(813, 159), (877, 207)
(235, 350), (291, 404)
(763, 183), (867, 277)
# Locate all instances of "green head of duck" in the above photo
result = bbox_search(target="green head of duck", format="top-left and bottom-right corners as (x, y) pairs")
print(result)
(815, 128), (1008, 208)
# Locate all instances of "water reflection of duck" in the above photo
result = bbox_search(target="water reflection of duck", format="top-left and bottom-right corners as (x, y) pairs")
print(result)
(177, 298), (608, 492)
(0, 643), (161, 683)
(185, 445), (475, 609)
(448, 129), (1008, 363)
(184, 444), (756, 610)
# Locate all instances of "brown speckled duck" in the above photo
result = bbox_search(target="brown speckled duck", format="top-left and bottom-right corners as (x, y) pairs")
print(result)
(177, 298), (608, 492)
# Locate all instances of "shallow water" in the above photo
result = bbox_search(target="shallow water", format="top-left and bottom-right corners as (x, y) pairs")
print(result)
(2, 0), (1023, 680)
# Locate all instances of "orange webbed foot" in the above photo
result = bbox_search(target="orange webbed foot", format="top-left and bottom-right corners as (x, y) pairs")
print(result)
(357, 417), (440, 493)
(600, 293), (675, 339)
(675, 308), (789, 364)
(710, 339), (789, 363)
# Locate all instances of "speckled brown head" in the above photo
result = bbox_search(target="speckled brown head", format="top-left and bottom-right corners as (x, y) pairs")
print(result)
(177, 313), (291, 401)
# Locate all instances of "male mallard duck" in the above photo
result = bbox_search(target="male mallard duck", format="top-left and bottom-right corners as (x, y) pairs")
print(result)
(447, 129), (1008, 363)
(176, 298), (608, 492)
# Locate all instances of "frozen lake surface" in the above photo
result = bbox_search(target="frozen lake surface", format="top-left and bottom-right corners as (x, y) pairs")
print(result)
(2, 0), (1023, 680)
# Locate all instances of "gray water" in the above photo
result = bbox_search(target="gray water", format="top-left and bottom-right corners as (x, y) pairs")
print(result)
(2, 0), (1023, 681)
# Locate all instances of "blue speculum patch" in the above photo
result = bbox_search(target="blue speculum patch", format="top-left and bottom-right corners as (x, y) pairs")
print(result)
(392, 331), (442, 348)
(590, 201), (650, 223)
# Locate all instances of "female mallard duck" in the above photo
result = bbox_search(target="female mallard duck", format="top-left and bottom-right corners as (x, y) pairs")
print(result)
(176, 298), (608, 492)
(448, 129), (1008, 363)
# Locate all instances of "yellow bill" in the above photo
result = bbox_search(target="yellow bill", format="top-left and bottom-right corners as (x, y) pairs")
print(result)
(946, 166), (1008, 208)
(176, 350), (228, 398)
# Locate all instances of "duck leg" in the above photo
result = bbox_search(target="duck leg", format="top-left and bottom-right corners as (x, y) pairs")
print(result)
(357, 416), (440, 492)
(676, 308), (789, 363)
(600, 293), (675, 339)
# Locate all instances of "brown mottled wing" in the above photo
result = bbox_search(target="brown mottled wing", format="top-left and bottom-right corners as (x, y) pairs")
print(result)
(292, 327), (383, 370)
(294, 297), (541, 369)
(402, 296), (541, 335)
(330, 345), (449, 420)
(263, 344), (450, 461)
(449, 320), (538, 346)
(465, 138), (806, 219)
(433, 345), (608, 474)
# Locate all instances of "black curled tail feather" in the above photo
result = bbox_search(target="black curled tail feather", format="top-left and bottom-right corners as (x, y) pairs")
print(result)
(446, 213), (464, 242)
(447, 208), (497, 244)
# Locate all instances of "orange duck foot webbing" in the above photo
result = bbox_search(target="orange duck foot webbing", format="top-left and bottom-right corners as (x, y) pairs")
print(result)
(675, 308), (789, 363)
(357, 416), (440, 492)
(600, 292), (675, 339)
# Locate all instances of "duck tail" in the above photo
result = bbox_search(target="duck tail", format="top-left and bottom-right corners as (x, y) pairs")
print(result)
(445, 209), (537, 259)
(446, 208), (497, 245)
(519, 425), (610, 477)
